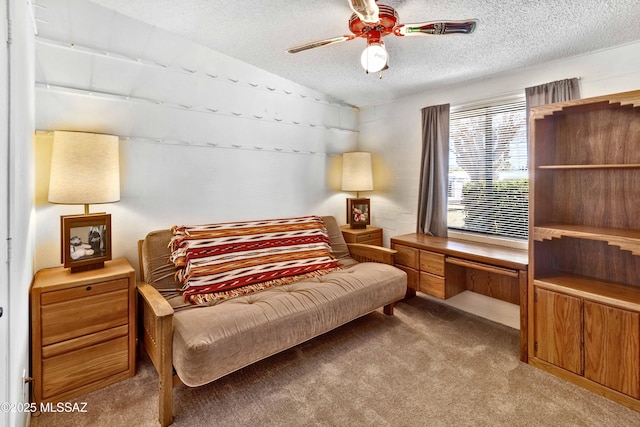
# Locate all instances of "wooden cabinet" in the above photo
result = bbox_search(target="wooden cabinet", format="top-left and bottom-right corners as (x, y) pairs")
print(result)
(533, 285), (640, 402)
(528, 90), (640, 411)
(31, 258), (136, 403)
(340, 225), (383, 246)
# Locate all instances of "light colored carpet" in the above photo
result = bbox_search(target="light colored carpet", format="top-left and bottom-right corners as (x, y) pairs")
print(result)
(31, 295), (640, 426)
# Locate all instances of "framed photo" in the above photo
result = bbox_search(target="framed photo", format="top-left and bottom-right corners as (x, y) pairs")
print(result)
(61, 213), (112, 272)
(346, 198), (371, 229)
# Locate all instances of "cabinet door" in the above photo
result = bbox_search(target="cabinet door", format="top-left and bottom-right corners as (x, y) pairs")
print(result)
(534, 288), (583, 375)
(584, 301), (640, 398)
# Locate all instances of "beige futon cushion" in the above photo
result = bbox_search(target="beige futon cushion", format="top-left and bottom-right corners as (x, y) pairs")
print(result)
(172, 260), (406, 386)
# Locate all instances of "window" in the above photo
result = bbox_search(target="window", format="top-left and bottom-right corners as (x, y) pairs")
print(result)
(448, 97), (528, 240)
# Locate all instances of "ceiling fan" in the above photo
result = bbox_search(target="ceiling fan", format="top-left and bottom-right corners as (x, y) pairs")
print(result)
(286, 0), (477, 75)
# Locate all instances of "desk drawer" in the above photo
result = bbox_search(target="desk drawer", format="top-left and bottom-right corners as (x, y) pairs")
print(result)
(420, 272), (445, 299)
(394, 245), (419, 269)
(420, 250), (445, 276)
(395, 265), (418, 290)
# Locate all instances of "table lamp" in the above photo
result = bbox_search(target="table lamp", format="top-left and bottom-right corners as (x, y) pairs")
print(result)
(48, 131), (120, 272)
(342, 151), (373, 229)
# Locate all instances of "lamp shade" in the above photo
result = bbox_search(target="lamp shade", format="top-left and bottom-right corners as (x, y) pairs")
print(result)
(342, 151), (373, 192)
(48, 131), (120, 207)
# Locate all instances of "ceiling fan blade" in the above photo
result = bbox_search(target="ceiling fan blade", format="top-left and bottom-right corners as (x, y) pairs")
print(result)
(394, 20), (477, 36)
(348, 0), (380, 23)
(286, 35), (355, 54)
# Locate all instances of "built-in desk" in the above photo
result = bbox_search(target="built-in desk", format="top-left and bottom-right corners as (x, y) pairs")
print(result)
(390, 234), (529, 362)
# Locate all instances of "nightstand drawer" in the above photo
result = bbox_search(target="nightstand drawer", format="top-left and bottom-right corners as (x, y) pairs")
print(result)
(353, 230), (382, 243)
(40, 277), (128, 305)
(40, 278), (129, 346)
(394, 245), (419, 269)
(420, 250), (445, 276)
(340, 225), (383, 246)
(42, 335), (129, 399)
(42, 325), (129, 358)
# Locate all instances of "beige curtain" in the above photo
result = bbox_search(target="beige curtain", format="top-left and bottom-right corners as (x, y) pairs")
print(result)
(525, 78), (581, 134)
(525, 78), (580, 108)
(416, 104), (450, 236)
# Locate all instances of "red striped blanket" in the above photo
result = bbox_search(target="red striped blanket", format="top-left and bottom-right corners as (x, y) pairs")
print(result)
(170, 216), (341, 305)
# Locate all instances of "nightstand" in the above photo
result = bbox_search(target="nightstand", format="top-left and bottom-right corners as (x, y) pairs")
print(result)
(340, 225), (383, 246)
(31, 258), (136, 403)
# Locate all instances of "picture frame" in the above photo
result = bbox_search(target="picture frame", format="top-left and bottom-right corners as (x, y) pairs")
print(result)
(61, 213), (112, 273)
(346, 198), (371, 229)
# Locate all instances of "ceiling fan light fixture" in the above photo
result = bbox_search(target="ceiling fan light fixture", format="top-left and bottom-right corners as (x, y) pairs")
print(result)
(361, 42), (388, 73)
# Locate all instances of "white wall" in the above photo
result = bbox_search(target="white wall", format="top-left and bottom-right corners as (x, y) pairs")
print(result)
(33, 0), (358, 272)
(359, 40), (640, 246)
(0, 2), (8, 423)
(4, 0), (36, 426)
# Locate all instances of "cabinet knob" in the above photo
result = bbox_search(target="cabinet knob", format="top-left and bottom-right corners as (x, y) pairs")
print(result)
(86, 286), (92, 291)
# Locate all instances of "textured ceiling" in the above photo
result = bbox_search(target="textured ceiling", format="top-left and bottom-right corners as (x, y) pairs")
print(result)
(86, 0), (640, 107)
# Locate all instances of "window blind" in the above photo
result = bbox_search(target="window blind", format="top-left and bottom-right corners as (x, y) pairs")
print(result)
(448, 97), (528, 239)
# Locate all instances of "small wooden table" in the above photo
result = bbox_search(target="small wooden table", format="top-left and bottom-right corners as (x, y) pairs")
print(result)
(340, 225), (383, 246)
(31, 258), (137, 403)
(391, 233), (529, 362)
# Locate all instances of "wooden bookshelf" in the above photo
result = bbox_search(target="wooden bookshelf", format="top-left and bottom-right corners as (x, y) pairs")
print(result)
(528, 90), (640, 411)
